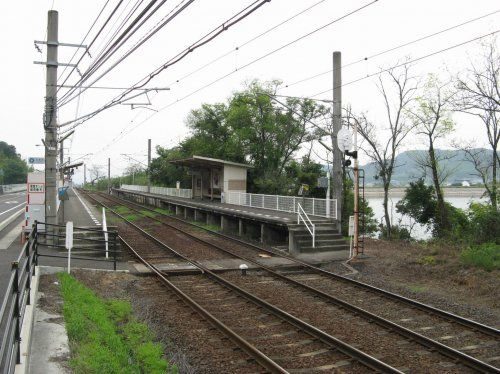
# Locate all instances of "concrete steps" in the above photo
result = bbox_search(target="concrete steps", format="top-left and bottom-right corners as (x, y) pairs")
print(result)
(288, 221), (348, 253)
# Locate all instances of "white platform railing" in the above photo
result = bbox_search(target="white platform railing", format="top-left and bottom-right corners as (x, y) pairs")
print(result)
(121, 184), (192, 199)
(226, 191), (337, 219)
(298, 204), (315, 247)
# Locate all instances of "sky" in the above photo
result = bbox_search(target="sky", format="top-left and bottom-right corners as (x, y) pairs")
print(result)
(0, 0), (498, 184)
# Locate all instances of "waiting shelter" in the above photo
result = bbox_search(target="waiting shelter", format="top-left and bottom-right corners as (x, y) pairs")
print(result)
(169, 155), (252, 202)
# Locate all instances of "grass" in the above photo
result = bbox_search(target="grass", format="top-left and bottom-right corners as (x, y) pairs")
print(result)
(58, 273), (174, 374)
(407, 284), (427, 293)
(417, 255), (437, 266)
(460, 243), (500, 272)
(140, 210), (157, 218)
(154, 207), (174, 215)
(189, 221), (221, 232)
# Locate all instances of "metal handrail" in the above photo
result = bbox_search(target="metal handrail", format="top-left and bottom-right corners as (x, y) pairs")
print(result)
(0, 226), (36, 373)
(297, 203), (315, 248)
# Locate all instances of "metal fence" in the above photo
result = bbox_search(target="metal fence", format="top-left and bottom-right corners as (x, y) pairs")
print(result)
(121, 184), (192, 199)
(226, 191), (337, 219)
(0, 227), (36, 373)
(0, 222), (120, 373)
(0, 184), (25, 194)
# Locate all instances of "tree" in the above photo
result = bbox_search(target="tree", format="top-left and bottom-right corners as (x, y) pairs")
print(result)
(150, 146), (191, 187)
(409, 74), (455, 236)
(228, 80), (327, 193)
(455, 39), (499, 210)
(88, 165), (104, 186)
(0, 141), (29, 184)
(355, 64), (418, 238)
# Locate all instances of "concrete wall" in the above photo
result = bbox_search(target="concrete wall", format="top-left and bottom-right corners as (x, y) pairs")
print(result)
(223, 165), (247, 200)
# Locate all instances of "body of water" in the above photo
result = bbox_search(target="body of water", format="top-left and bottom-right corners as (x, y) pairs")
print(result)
(366, 195), (485, 240)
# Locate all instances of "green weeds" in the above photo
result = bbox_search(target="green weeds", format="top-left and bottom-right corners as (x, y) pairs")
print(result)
(460, 243), (500, 271)
(58, 273), (174, 373)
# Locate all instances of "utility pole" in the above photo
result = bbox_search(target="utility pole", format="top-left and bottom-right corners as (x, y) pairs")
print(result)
(108, 158), (111, 193)
(44, 10), (58, 237)
(353, 118), (359, 256)
(147, 138), (151, 193)
(84, 164), (87, 186)
(331, 51), (343, 225)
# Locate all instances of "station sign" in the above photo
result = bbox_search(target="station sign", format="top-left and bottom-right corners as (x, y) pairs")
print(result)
(28, 157), (45, 164)
(28, 183), (45, 193)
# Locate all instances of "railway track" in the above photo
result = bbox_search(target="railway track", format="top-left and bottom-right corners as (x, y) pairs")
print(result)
(82, 190), (500, 373)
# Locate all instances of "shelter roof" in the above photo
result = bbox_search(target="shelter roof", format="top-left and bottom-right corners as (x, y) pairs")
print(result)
(169, 155), (253, 169)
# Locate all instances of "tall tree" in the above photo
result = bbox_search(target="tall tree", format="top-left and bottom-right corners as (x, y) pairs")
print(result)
(0, 141), (29, 184)
(409, 74), (455, 236)
(355, 64), (418, 238)
(455, 39), (499, 209)
(227, 80), (326, 193)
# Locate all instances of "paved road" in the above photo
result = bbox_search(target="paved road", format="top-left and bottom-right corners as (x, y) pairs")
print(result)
(0, 191), (26, 221)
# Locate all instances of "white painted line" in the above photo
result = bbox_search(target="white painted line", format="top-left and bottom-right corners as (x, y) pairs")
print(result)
(0, 202), (25, 216)
(72, 188), (101, 225)
(0, 207), (25, 232)
(0, 222), (23, 250)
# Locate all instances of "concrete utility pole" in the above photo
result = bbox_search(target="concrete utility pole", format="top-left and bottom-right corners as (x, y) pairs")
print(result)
(147, 139), (151, 193)
(108, 158), (111, 193)
(331, 51), (343, 224)
(44, 10), (58, 235)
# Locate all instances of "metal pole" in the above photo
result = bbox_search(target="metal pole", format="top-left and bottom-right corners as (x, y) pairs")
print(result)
(353, 118), (359, 256)
(44, 10), (58, 242)
(332, 51), (343, 227)
(83, 164), (86, 186)
(147, 138), (151, 193)
(107, 158), (111, 193)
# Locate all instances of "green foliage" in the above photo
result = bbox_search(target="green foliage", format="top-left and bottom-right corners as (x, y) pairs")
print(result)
(379, 225), (412, 240)
(460, 243), (500, 271)
(418, 255), (437, 265)
(0, 141), (29, 184)
(148, 80), (328, 195)
(140, 209), (157, 218)
(396, 179), (437, 226)
(58, 273), (172, 373)
(342, 178), (377, 236)
(189, 221), (221, 232)
(467, 202), (500, 244)
(154, 207), (173, 215)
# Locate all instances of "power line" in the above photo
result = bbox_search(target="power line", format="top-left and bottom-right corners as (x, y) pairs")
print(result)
(58, 0), (169, 106)
(58, 0), (272, 132)
(166, 0), (327, 87)
(281, 8), (500, 90)
(57, 0), (111, 84)
(56, 0), (126, 96)
(88, 0), (380, 149)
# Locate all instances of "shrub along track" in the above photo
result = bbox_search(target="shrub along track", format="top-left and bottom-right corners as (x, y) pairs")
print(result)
(82, 190), (499, 373)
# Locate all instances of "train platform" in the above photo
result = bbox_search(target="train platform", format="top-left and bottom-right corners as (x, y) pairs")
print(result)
(114, 187), (349, 259)
(114, 188), (335, 226)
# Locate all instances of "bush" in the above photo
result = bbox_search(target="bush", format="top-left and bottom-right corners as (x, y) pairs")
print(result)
(378, 225), (412, 241)
(460, 243), (500, 271)
(467, 203), (500, 244)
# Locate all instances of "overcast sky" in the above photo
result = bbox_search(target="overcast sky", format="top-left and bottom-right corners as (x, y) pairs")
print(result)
(1, 0), (498, 183)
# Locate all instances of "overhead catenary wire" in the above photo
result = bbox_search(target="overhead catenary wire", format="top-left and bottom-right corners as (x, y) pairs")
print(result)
(56, 0), (126, 96)
(281, 8), (500, 90)
(58, 0), (272, 133)
(56, 0), (111, 84)
(62, 0), (195, 108)
(97, 26), (500, 156)
(307, 28), (500, 100)
(58, 0), (170, 106)
(102, 0), (330, 146)
(88, 0), (381, 151)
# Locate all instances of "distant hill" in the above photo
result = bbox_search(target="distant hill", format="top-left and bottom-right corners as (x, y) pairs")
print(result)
(359, 149), (493, 187)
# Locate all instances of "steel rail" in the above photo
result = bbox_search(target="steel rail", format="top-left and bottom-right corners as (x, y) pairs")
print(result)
(109, 188), (500, 338)
(84, 190), (402, 373)
(93, 190), (500, 373)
